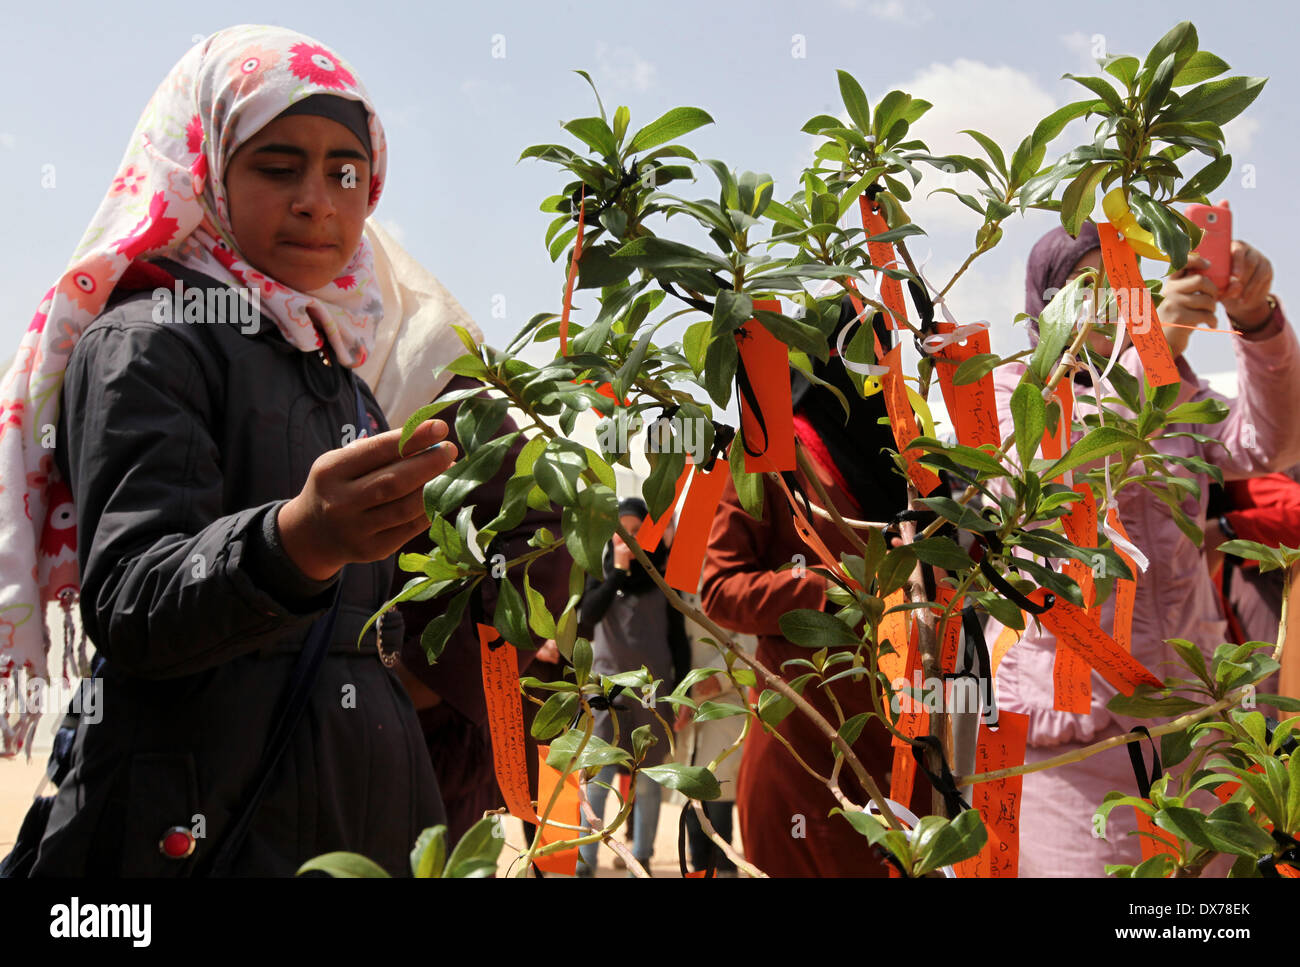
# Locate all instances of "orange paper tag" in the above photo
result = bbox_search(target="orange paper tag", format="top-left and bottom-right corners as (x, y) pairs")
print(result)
(877, 336), (942, 496)
(878, 589), (909, 683)
(934, 585), (963, 675)
(1055, 481), (1097, 713)
(1040, 379), (1075, 482)
(1052, 645), (1093, 714)
(772, 470), (855, 584)
(637, 462), (691, 553)
(953, 710), (1029, 878)
(479, 623), (540, 823)
(1097, 222), (1181, 388)
(665, 459), (732, 592)
(1028, 589), (1163, 694)
(889, 744), (916, 812)
(932, 323), (1001, 449)
(533, 745), (582, 875)
(1106, 506), (1137, 653)
(559, 189), (586, 356)
(892, 620), (929, 748)
(737, 298), (795, 473)
(1135, 807), (1179, 867)
(858, 196), (909, 329)
(990, 621), (1022, 680)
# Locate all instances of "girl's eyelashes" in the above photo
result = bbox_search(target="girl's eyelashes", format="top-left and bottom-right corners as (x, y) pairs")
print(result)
(255, 167), (362, 183)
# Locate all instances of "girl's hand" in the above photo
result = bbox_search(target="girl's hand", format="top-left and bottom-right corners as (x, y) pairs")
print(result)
(277, 419), (458, 581)
(1160, 253), (1219, 358)
(612, 534), (634, 571)
(1221, 240), (1274, 331)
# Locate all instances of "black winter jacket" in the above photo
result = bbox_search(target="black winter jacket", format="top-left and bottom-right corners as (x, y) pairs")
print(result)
(30, 259), (444, 877)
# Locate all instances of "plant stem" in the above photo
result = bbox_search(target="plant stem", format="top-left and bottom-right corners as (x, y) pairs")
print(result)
(689, 799), (768, 878)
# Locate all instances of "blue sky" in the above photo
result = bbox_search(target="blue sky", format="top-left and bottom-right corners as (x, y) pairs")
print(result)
(1, 0), (1296, 380)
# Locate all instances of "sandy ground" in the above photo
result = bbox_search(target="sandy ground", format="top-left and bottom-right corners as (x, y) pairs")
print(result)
(1, 753), (739, 876)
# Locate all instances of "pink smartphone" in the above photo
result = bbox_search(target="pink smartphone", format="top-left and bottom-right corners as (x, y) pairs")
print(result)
(1184, 200), (1233, 291)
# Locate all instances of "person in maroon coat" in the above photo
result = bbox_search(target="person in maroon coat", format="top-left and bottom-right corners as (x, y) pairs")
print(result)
(700, 299), (931, 876)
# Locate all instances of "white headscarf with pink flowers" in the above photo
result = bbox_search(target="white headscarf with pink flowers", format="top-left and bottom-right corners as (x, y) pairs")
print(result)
(0, 25), (394, 754)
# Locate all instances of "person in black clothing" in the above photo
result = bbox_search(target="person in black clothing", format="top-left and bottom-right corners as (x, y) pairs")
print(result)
(574, 498), (689, 873)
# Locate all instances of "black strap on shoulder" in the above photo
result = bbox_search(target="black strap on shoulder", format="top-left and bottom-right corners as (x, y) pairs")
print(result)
(201, 379), (366, 876)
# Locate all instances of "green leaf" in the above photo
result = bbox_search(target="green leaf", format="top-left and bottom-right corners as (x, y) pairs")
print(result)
(563, 484), (618, 577)
(1144, 52), (1180, 119)
(534, 438), (588, 507)
(1174, 155), (1233, 203)
(410, 825), (448, 878)
(628, 107), (714, 153)
(757, 688), (797, 728)
(640, 762), (722, 801)
(909, 537), (974, 571)
(1172, 51), (1230, 87)
(454, 396), (509, 457)
(872, 90), (910, 144)
(643, 445), (686, 521)
(1141, 21), (1198, 76)
(1060, 163), (1108, 237)
(631, 724), (657, 763)
(443, 815), (505, 878)
(914, 809), (988, 874)
(838, 712), (872, 748)
(837, 70), (872, 132)
(877, 546), (916, 597)
(399, 386), (491, 454)
(423, 433), (519, 518)
(1032, 272), (1092, 381)
(547, 728), (631, 772)
(563, 116), (617, 157)
(1033, 99), (1101, 148)
(1044, 426), (1140, 478)
(419, 586), (473, 663)
(1105, 688), (1203, 718)
(1061, 74), (1124, 114)
(730, 426), (764, 519)
(572, 636), (593, 686)
(493, 575), (532, 649)
(1163, 76), (1267, 126)
(950, 353), (1000, 387)
(612, 104), (630, 145)
(1009, 380), (1047, 470)
(779, 609), (860, 648)
(612, 235), (728, 273)
(1102, 56), (1140, 89)
(1206, 801), (1276, 855)
(531, 691), (580, 741)
(1127, 188), (1190, 270)
(1166, 397), (1229, 425)
(297, 852), (392, 878)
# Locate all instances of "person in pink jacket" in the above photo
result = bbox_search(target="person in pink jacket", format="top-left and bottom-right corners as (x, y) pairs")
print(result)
(986, 219), (1298, 877)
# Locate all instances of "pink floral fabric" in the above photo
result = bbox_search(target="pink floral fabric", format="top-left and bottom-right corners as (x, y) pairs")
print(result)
(0, 25), (390, 754)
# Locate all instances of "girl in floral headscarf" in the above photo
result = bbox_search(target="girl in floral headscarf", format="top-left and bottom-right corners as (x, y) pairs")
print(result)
(1, 25), (458, 876)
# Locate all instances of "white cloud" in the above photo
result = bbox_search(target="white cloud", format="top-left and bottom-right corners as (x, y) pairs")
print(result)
(1223, 116), (1260, 155)
(833, 0), (932, 18)
(595, 42), (657, 93)
(1060, 30), (1105, 72)
(881, 59), (1067, 233)
(869, 0), (933, 25)
(0, 132), (14, 150)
